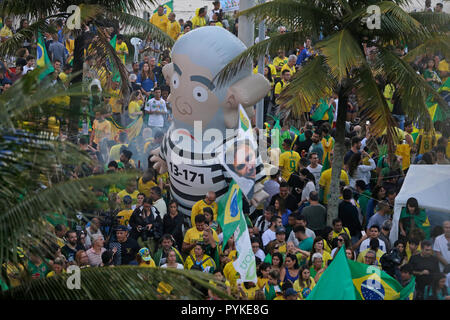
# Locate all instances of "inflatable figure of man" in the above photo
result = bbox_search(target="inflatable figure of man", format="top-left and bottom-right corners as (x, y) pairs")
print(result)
(151, 26), (271, 219)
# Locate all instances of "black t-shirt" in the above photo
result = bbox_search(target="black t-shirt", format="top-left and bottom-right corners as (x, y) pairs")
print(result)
(287, 174), (305, 204)
(409, 253), (440, 292)
(295, 138), (313, 155)
(344, 150), (360, 165)
(338, 201), (362, 237)
(109, 238), (141, 265)
(269, 193), (299, 212)
(61, 244), (84, 263)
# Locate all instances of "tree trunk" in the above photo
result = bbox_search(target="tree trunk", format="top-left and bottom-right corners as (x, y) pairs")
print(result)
(68, 31), (86, 144)
(326, 82), (349, 226)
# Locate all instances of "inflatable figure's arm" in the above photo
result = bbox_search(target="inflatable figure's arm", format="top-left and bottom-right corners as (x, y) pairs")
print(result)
(150, 147), (168, 174)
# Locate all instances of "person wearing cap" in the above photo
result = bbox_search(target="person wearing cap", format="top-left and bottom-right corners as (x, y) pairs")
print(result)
(284, 287), (300, 300)
(107, 225), (140, 265)
(136, 247), (156, 267)
(262, 216), (283, 248)
(272, 226), (287, 254)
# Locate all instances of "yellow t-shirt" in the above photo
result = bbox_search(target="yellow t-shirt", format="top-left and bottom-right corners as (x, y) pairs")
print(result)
(438, 59), (449, 81)
(190, 200), (218, 227)
(92, 119), (112, 145)
(223, 261), (240, 289)
(319, 168), (349, 204)
(293, 277), (316, 299)
(117, 189), (140, 204)
(139, 260), (156, 268)
(115, 41), (129, 65)
(183, 227), (220, 256)
(128, 100), (142, 119)
(116, 209), (133, 226)
(166, 20), (181, 40)
(150, 12), (169, 31)
(281, 63), (296, 75)
(137, 177), (157, 198)
(191, 15), (206, 29)
(109, 143), (128, 162)
(0, 26), (13, 38)
(274, 80), (288, 96)
(395, 143), (411, 170)
(332, 227), (351, 240)
(279, 150), (301, 182)
(273, 56), (288, 77)
(357, 248), (385, 267)
(257, 277), (269, 290)
(108, 89), (122, 113)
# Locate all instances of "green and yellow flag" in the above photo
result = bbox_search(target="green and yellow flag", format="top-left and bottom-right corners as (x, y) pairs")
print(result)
(218, 181), (244, 246)
(36, 32), (54, 80)
(426, 77), (450, 123)
(307, 246), (415, 300)
(153, 0), (173, 14)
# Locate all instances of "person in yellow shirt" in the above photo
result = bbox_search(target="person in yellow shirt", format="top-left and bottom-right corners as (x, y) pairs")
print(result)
(109, 131), (129, 162)
(273, 49), (288, 78)
(184, 243), (216, 273)
(115, 35), (129, 65)
(190, 191), (218, 227)
(137, 247), (156, 267)
(281, 55), (297, 76)
(0, 17), (13, 41)
(117, 180), (140, 204)
(138, 169), (157, 198)
(166, 12), (181, 40)
(192, 7), (207, 29)
(127, 90), (144, 120)
(183, 214), (219, 256)
(90, 111), (112, 149)
(438, 58), (449, 82)
(274, 69), (291, 101)
(293, 266), (316, 300)
(150, 5), (169, 31)
(116, 195), (134, 226)
(279, 138), (301, 182)
(318, 166), (349, 205)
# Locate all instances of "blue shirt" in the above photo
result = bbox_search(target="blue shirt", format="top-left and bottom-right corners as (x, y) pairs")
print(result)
(296, 48), (312, 66)
(137, 73), (156, 92)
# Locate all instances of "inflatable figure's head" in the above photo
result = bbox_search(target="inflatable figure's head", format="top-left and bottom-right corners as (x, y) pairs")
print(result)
(163, 26), (270, 134)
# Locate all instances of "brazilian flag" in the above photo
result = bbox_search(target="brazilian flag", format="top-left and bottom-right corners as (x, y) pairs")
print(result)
(217, 181), (243, 246)
(153, 0), (173, 15)
(426, 78), (450, 123)
(109, 34), (121, 82)
(311, 98), (333, 123)
(348, 259), (415, 300)
(36, 32), (54, 80)
(307, 246), (415, 300)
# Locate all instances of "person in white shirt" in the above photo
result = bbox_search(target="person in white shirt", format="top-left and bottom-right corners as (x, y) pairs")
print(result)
(359, 225), (386, 253)
(150, 186), (167, 219)
(251, 238), (266, 262)
(254, 206), (275, 236)
(145, 87), (167, 130)
(22, 55), (35, 75)
(433, 220), (450, 272)
(306, 152), (322, 191)
(347, 150), (376, 188)
(262, 216), (282, 248)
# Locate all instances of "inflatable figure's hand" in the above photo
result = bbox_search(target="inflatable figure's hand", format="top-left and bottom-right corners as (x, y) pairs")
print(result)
(250, 182), (269, 207)
(150, 148), (168, 174)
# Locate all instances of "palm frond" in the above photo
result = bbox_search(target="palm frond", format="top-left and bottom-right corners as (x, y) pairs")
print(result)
(3, 267), (232, 300)
(378, 47), (440, 130)
(0, 69), (86, 128)
(315, 29), (365, 82)
(238, 0), (337, 36)
(107, 9), (175, 48)
(344, 1), (429, 43)
(352, 65), (397, 147)
(409, 11), (450, 30)
(215, 30), (308, 87)
(278, 55), (337, 117)
(402, 34), (450, 64)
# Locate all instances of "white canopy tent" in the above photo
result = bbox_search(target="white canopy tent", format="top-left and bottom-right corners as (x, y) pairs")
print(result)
(390, 165), (450, 244)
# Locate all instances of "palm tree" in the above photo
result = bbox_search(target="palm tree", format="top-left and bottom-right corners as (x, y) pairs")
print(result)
(216, 0), (449, 224)
(0, 0), (175, 143)
(0, 70), (230, 299)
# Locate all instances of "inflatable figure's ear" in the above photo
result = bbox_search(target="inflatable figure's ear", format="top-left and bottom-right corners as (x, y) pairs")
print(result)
(223, 73), (270, 128)
(162, 63), (174, 82)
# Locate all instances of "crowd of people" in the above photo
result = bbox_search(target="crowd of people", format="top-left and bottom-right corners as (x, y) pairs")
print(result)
(1, 1), (449, 301)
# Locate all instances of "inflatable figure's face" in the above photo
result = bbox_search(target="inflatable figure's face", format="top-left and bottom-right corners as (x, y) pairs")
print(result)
(166, 53), (221, 128)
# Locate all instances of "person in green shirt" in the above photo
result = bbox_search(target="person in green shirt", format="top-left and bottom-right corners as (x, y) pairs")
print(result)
(399, 197), (431, 240)
(28, 248), (51, 280)
(423, 59), (442, 90)
(355, 180), (372, 226)
(294, 226), (314, 251)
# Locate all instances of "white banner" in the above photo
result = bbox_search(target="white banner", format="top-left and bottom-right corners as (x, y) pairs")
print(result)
(233, 213), (257, 284)
(220, 0), (240, 12)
